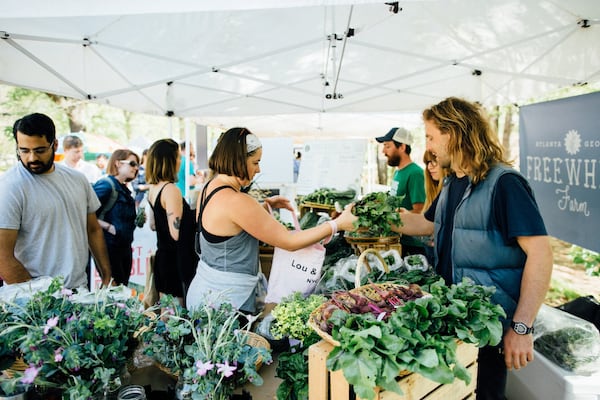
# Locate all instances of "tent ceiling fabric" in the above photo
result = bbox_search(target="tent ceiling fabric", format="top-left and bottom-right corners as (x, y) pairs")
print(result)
(1, 0), (599, 138)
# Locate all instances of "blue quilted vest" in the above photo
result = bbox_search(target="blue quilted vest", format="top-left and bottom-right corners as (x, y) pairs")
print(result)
(434, 164), (529, 325)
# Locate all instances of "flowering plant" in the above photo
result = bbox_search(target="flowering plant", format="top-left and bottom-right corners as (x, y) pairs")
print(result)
(142, 295), (272, 400)
(0, 278), (150, 399)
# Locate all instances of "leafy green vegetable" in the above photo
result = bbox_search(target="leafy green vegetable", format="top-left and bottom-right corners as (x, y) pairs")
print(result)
(271, 292), (325, 400)
(323, 234), (354, 267)
(324, 278), (506, 399)
(299, 188), (356, 206)
(348, 192), (404, 237)
(271, 292), (326, 341)
(275, 335), (320, 400)
(534, 327), (600, 371)
(299, 211), (320, 230)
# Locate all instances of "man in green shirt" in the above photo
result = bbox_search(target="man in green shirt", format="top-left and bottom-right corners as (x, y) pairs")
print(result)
(376, 127), (426, 256)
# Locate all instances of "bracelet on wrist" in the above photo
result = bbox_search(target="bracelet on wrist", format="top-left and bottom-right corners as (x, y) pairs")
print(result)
(327, 220), (338, 236)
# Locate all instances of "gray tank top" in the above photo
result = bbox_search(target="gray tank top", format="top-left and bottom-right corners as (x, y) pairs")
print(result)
(198, 184), (260, 312)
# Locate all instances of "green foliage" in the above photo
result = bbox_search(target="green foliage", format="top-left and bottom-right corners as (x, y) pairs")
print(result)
(142, 296), (271, 400)
(348, 191), (404, 237)
(570, 245), (600, 277)
(299, 188), (356, 206)
(275, 335), (321, 400)
(545, 278), (582, 306)
(0, 278), (148, 398)
(272, 293), (324, 400)
(299, 211), (320, 230)
(325, 278), (506, 400)
(535, 326), (600, 372)
(271, 292), (326, 341)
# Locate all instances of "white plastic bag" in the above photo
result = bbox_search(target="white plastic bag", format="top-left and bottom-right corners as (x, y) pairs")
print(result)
(264, 208), (325, 303)
(534, 304), (600, 374)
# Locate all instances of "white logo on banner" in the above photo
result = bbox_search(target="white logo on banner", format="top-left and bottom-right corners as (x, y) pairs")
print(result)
(564, 129), (581, 155)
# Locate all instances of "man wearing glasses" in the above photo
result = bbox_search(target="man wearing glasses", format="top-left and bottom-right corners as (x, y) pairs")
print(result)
(0, 113), (112, 289)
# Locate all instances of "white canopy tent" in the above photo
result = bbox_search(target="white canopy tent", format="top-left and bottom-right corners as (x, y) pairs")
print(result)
(1, 0), (599, 138)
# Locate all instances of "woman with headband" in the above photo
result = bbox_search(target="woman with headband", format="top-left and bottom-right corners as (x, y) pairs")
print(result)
(186, 127), (358, 315)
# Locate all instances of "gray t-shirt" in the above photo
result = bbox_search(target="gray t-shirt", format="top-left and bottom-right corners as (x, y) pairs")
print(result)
(0, 163), (101, 288)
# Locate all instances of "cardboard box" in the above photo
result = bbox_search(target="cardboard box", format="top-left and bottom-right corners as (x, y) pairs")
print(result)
(506, 350), (600, 400)
(309, 340), (478, 400)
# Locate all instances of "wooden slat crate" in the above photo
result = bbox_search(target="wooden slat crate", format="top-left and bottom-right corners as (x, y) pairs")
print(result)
(308, 340), (478, 400)
(299, 202), (337, 218)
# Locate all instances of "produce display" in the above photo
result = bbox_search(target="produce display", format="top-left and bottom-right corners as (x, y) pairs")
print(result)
(270, 293), (325, 400)
(313, 278), (506, 400)
(347, 191), (404, 237)
(315, 252), (438, 295)
(298, 187), (356, 207)
(271, 292), (326, 341)
(312, 283), (426, 333)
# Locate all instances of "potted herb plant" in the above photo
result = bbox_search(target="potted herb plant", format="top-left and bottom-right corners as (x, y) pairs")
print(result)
(142, 295), (272, 400)
(0, 278), (149, 400)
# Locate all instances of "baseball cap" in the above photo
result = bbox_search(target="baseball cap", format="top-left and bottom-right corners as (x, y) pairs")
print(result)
(375, 127), (413, 146)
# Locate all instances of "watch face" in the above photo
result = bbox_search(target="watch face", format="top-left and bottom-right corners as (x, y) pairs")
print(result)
(512, 322), (530, 335)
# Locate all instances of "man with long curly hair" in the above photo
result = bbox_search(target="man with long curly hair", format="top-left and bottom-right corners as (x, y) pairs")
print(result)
(395, 97), (553, 400)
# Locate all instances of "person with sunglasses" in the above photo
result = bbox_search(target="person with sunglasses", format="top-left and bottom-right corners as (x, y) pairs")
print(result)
(0, 113), (112, 289)
(186, 127), (358, 315)
(93, 150), (140, 286)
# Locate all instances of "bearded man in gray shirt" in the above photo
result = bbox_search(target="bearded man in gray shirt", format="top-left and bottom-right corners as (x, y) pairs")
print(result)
(0, 113), (111, 289)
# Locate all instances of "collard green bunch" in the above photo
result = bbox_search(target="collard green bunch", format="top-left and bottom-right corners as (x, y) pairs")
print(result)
(349, 191), (404, 237)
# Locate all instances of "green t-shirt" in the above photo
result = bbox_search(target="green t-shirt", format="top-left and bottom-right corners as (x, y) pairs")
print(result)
(391, 162), (426, 248)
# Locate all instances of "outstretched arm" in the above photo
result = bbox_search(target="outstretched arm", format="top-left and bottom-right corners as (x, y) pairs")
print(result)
(237, 196), (357, 251)
(391, 210), (434, 236)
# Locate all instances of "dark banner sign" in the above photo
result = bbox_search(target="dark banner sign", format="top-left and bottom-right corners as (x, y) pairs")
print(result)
(519, 92), (600, 252)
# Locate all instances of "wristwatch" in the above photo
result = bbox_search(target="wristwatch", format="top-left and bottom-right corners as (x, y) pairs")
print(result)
(511, 321), (534, 335)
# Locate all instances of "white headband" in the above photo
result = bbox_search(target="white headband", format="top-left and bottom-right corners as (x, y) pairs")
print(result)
(246, 133), (262, 154)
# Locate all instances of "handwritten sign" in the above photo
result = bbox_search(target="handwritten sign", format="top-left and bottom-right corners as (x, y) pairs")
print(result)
(520, 92), (600, 252)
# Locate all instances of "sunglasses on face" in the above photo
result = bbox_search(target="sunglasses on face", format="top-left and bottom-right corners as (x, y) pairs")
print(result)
(119, 160), (139, 167)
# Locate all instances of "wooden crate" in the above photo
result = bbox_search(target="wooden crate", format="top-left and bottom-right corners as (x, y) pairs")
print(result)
(299, 202), (337, 218)
(308, 340), (478, 400)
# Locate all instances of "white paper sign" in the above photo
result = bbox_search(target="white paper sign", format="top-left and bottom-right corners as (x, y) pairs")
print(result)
(296, 139), (367, 195)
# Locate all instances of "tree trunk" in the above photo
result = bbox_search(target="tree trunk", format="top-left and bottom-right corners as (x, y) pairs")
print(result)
(502, 106), (513, 160)
(123, 110), (133, 142)
(47, 93), (86, 133)
(490, 105), (500, 138)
